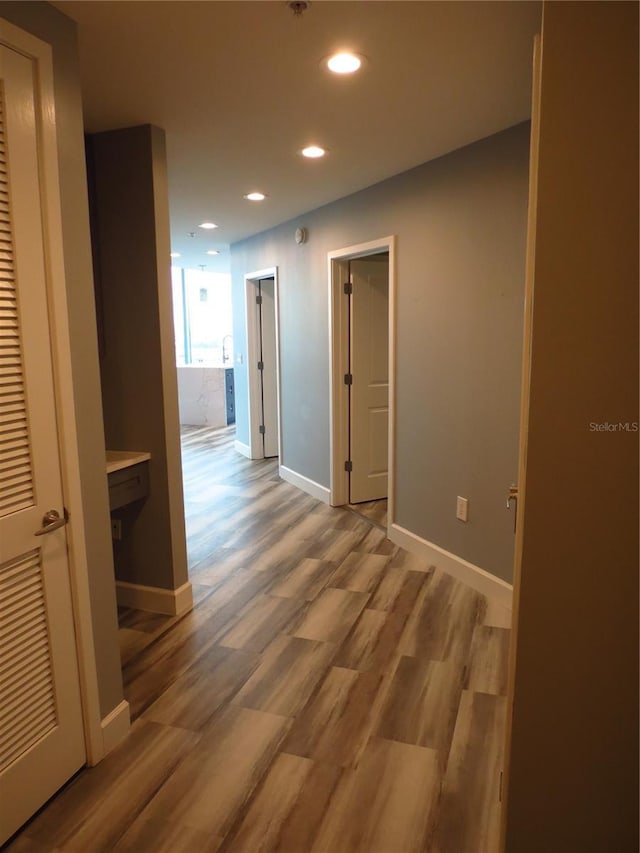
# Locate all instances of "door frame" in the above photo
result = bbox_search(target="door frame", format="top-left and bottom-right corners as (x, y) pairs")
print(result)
(328, 236), (396, 524)
(244, 267), (282, 460)
(0, 21), (104, 763)
(499, 35), (541, 851)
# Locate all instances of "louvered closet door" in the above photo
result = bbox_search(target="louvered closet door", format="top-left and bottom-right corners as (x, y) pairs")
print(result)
(0, 40), (85, 844)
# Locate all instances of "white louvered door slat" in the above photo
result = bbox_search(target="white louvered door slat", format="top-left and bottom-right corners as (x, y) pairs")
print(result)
(0, 620), (50, 672)
(0, 34), (85, 845)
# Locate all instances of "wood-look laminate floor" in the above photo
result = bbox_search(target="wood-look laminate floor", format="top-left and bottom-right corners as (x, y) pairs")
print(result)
(348, 499), (388, 530)
(8, 426), (511, 853)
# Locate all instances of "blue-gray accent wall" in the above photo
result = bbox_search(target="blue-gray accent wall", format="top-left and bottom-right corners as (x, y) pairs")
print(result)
(231, 123), (530, 582)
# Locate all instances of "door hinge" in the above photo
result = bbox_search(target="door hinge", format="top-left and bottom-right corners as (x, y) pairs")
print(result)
(343, 281), (353, 295)
(256, 294), (263, 305)
(258, 360), (264, 371)
(344, 373), (353, 386)
(259, 424), (266, 435)
(344, 460), (353, 472)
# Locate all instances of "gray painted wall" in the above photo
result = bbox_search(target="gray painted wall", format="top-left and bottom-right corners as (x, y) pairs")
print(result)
(89, 125), (188, 593)
(0, 1), (123, 717)
(231, 123), (529, 582)
(505, 2), (638, 848)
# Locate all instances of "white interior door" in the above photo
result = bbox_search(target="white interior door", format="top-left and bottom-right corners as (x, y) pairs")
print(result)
(349, 255), (389, 503)
(0, 42), (85, 845)
(258, 278), (278, 458)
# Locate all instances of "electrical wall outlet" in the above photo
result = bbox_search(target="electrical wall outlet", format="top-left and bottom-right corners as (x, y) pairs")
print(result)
(111, 518), (122, 540)
(456, 496), (469, 522)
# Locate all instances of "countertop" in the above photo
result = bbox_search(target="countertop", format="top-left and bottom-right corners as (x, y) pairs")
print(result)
(105, 450), (151, 475)
(176, 363), (233, 370)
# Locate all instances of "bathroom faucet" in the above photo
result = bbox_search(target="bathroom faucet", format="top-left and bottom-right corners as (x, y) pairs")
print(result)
(222, 335), (233, 364)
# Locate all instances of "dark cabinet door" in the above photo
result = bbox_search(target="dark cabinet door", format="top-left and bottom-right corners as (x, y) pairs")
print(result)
(225, 367), (235, 425)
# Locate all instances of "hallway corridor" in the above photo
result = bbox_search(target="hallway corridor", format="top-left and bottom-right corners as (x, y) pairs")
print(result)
(8, 426), (510, 852)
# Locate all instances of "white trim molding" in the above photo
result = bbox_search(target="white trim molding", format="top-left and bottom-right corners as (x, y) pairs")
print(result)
(100, 700), (130, 759)
(115, 580), (193, 616)
(390, 523), (513, 609)
(327, 236), (397, 526)
(234, 439), (252, 459)
(279, 465), (331, 504)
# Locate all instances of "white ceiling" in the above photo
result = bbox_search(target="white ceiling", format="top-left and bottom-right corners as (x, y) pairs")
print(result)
(52, 0), (541, 272)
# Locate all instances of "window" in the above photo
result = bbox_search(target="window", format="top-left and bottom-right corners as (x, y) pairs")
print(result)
(171, 266), (233, 366)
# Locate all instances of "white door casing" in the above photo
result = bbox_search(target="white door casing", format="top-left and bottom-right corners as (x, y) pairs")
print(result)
(258, 278), (278, 458)
(244, 269), (281, 461)
(328, 236), (396, 521)
(349, 255), (389, 503)
(0, 40), (86, 844)
(499, 35), (542, 852)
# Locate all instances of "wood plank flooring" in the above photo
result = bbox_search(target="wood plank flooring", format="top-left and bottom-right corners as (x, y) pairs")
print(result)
(348, 499), (388, 530)
(7, 426), (511, 853)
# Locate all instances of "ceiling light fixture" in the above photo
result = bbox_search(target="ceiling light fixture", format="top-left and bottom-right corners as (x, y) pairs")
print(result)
(199, 221), (218, 229)
(244, 192), (266, 201)
(326, 52), (362, 74)
(206, 250), (220, 256)
(301, 145), (326, 159)
(288, 1), (309, 16)
(170, 252), (180, 258)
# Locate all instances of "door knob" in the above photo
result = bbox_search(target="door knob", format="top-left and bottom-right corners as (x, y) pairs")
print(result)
(34, 508), (68, 536)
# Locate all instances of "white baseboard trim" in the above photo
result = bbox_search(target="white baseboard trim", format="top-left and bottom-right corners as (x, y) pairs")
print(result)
(389, 523), (513, 608)
(279, 465), (331, 504)
(100, 699), (130, 757)
(234, 439), (252, 459)
(115, 580), (194, 616)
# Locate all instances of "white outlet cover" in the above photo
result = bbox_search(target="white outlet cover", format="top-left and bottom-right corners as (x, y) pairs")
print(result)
(456, 496), (469, 522)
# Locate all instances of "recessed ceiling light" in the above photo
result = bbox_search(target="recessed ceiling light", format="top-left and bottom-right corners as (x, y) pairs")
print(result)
(206, 250), (220, 256)
(199, 221), (218, 229)
(170, 252), (180, 258)
(326, 52), (362, 74)
(244, 192), (266, 201)
(301, 146), (326, 159)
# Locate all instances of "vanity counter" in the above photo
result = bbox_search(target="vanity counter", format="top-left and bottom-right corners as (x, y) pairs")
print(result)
(106, 450), (151, 474)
